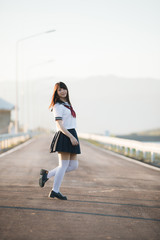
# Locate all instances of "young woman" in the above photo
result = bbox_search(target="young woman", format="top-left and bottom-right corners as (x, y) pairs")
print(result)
(39, 82), (81, 200)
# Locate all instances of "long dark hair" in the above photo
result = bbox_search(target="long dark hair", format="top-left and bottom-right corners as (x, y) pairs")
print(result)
(49, 82), (71, 109)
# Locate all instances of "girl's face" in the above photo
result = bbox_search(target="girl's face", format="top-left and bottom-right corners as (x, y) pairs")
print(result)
(57, 87), (67, 100)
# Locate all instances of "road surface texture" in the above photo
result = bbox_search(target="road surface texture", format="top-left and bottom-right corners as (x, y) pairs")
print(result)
(0, 134), (160, 240)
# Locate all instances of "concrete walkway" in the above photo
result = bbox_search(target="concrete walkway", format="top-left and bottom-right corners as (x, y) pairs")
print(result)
(0, 135), (160, 240)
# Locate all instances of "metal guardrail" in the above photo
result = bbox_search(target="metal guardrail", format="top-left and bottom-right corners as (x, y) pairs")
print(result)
(79, 133), (160, 164)
(0, 132), (31, 152)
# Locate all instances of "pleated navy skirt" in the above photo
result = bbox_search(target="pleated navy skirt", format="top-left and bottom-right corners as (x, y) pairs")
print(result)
(50, 129), (81, 154)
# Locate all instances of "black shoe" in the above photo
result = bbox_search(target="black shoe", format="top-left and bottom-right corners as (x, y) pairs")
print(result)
(39, 169), (49, 188)
(48, 190), (67, 200)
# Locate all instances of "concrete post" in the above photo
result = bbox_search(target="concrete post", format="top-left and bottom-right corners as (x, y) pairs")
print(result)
(151, 152), (155, 163)
(143, 151), (147, 160)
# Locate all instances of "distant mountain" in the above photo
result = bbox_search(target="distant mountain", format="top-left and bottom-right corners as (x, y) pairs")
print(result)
(116, 128), (160, 142)
(134, 128), (160, 136)
(0, 75), (160, 135)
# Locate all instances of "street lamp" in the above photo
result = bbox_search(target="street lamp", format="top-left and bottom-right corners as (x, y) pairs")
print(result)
(15, 29), (56, 133)
(25, 59), (55, 132)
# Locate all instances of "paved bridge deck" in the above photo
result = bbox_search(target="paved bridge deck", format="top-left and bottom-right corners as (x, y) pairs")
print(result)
(0, 135), (160, 240)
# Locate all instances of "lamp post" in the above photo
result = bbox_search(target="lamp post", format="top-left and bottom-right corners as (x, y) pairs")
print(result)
(15, 29), (56, 133)
(25, 59), (54, 132)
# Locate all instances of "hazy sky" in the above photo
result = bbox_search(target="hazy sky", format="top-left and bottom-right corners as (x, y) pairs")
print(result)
(0, 0), (160, 81)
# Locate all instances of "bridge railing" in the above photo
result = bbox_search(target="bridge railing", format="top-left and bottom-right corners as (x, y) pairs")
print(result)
(0, 132), (31, 153)
(79, 133), (160, 165)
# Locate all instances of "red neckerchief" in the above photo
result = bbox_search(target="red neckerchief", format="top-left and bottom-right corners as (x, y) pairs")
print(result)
(63, 103), (76, 118)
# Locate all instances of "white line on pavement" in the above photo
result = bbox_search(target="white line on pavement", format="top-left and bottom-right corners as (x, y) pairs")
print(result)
(0, 138), (35, 158)
(84, 140), (160, 171)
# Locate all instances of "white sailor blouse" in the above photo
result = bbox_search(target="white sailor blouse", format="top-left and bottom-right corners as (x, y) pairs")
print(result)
(53, 102), (76, 130)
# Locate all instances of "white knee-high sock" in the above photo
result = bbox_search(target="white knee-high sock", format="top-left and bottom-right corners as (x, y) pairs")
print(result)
(66, 160), (78, 173)
(47, 167), (59, 178)
(47, 160), (78, 178)
(53, 160), (70, 193)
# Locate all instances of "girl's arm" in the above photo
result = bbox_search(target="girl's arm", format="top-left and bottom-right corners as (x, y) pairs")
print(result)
(56, 120), (78, 146)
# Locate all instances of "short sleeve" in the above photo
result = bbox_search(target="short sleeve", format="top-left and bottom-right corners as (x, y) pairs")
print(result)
(53, 103), (63, 121)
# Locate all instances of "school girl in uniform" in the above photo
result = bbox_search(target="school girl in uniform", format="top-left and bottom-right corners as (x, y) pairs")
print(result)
(39, 82), (81, 200)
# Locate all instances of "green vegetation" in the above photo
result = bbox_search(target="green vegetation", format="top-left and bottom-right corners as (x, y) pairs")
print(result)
(81, 138), (160, 168)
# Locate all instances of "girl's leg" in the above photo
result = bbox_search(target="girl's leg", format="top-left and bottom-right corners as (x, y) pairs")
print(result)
(47, 153), (78, 178)
(66, 154), (78, 173)
(47, 166), (58, 178)
(53, 152), (70, 193)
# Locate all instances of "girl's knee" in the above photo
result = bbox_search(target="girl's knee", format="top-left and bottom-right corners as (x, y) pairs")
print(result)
(59, 160), (70, 170)
(72, 160), (79, 170)
(70, 154), (77, 161)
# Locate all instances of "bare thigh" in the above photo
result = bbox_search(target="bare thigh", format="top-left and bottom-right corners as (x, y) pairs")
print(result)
(58, 152), (77, 161)
(58, 152), (70, 160)
(70, 154), (77, 160)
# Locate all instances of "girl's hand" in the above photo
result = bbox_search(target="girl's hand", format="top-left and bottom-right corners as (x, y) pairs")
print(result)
(70, 136), (79, 146)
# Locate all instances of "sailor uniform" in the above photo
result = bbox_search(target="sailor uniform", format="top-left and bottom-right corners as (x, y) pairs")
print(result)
(50, 102), (81, 154)
(54, 102), (76, 130)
